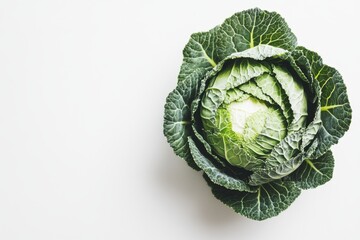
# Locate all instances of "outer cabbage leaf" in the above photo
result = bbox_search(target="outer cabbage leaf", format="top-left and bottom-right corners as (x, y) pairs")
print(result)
(216, 8), (297, 60)
(205, 176), (301, 221)
(178, 27), (218, 82)
(163, 71), (203, 170)
(288, 150), (334, 189)
(296, 47), (352, 157)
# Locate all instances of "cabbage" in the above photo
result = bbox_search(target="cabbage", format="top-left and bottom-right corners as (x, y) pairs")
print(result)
(163, 8), (352, 220)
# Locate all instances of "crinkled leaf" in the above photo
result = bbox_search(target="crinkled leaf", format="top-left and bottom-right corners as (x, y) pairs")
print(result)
(200, 58), (271, 129)
(205, 129), (264, 170)
(204, 44), (288, 81)
(239, 107), (287, 159)
(272, 65), (308, 132)
(317, 69), (351, 155)
(197, 45), (287, 131)
(255, 73), (293, 125)
(280, 49), (322, 150)
(191, 124), (226, 168)
(238, 79), (274, 104)
(205, 176), (301, 221)
(228, 44), (288, 61)
(188, 138), (254, 192)
(290, 49), (314, 84)
(289, 150), (334, 189)
(298, 47), (352, 157)
(302, 104), (322, 150)
(163, 71), (203, 170)
(200, 87), (224, 130)
(216, 8), (296, 60)
(249, 131), (303, 185)
(178, 27), (218, 82)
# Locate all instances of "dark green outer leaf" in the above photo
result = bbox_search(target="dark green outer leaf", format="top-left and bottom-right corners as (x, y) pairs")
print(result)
(288, 150), (334, 189)
(216, 8), (297, 60)
(178, 8), (296, 82)
(205, 176), (301, 221)
(163, 71), (203, 170)
(297, 46), (352, 157)
(178, 27), (218, 82)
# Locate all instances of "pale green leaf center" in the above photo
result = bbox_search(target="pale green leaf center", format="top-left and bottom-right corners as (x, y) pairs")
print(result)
(227, 97), (268, 134)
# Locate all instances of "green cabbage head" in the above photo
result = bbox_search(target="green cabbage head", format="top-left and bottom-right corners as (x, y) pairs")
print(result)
(163, 8), (352, 220)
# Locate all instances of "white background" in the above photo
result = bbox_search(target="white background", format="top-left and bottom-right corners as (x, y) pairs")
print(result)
(0, 0), (359, 239)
